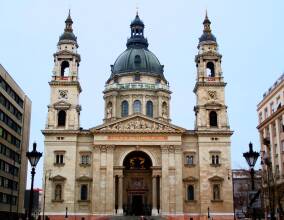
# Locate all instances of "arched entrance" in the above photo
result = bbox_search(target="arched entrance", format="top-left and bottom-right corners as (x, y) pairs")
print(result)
(123, 151), (152, 216)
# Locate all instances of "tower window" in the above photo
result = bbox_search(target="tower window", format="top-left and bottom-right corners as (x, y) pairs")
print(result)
(133, 100), (141, 113)
(206, 62), (215, 77)
(187, 185), (194, 201)
(121, 100), (129, 117)
(209, 111), (217, 127)
(80, 184), (88, 201)
(58, 110), (66, 127)
(61, 61), (70, 77)
(146, 101), (153, 117)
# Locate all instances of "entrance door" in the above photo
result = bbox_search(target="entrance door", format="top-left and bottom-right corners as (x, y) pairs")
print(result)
(132, 195), (143, 216)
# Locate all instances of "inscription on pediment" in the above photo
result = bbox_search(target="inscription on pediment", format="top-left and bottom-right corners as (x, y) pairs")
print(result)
(100, 118), (176, 132)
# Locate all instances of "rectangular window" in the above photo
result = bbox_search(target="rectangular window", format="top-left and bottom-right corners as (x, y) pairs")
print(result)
(259, 112), (263, 123)
(80, 184), (88, 201)
(264, 108), (268, 118)
(282, 141), (284, 151)
(55, 153), (64, 164)
(185, 155), (194, 165)
(81, 155), (90, 165)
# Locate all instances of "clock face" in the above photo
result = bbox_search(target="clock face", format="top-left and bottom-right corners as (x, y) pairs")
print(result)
(59, 90), (68, 99)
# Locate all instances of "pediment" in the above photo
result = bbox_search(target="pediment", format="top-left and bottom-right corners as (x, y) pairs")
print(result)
(49, 175), (66, 181)
(53, 100), (71, 110)
(91, 114), (185, 134)
(208, 175), (224, 182)
(183, 176), (198, 182)
(76, 176), (93, 182)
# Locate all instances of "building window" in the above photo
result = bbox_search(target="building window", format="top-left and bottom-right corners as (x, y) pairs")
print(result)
(58, 110), (66, 126)
(146, 101), (153, 117)
(80, 184), (88, 201)
(185, 155), (194, 165)
(133, 100), (141, 113)
(81, 155), (90, 165)
(54, 184), (62, 201)
(270, 102), (275, 114)
(209, 111), (218, 127)
(121, 100), (129, 117)
(55, 153), (64, 165)
(61, 61), (70, 77)
(264, 108), (268, 119)
(213, 184), (221, 200)
(187, 185), (194, 201)
(211, 154), (220, 165)
(259, 112), (263, 123)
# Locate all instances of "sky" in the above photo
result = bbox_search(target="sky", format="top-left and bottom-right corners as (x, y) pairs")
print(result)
(0, 1), (281, 188)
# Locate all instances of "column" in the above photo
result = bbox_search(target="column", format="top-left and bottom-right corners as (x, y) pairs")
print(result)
(269, 124), (276, 173)
(152, 176), (158, 215)
(113, 176), (116, 214)
(117, 176), (123, 215)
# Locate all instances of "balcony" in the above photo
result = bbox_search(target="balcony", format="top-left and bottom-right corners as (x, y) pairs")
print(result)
(104, 83), (170, 91)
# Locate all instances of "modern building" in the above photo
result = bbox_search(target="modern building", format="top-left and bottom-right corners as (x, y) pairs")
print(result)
(0, 64), (31, 219)
(42, 12), (234, 220)
(257, 73), (284, 218)
(24, 188), (42, 219)
(232, 169), (264, 219)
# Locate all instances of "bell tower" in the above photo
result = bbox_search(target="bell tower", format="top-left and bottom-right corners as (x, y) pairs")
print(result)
(46, 11), (82, 130)
(194, 12), (229, 131)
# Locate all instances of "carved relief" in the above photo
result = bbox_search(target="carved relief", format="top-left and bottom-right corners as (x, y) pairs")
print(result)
(207, 90), (217, 100)
(100, 118), (176, 132)
(58, 90), (68, 99)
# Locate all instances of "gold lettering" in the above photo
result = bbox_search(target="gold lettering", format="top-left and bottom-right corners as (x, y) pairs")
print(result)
(107, 135), (168, 141)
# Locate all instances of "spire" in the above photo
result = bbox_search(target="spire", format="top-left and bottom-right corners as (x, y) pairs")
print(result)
(199, 10), (216, 43)
(126, 13), (148, 48)
(203, 10), (211, 33)
(58, 10), (77, 43)
(64, 9), (73, 33)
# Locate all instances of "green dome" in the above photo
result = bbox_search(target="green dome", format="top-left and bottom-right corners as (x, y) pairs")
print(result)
(111, 47), (164, 76)
(108, 14), (165, 81)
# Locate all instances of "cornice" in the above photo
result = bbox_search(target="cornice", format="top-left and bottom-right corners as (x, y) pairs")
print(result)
(49, 80), (82, 93)
(42, 129), (91, 135)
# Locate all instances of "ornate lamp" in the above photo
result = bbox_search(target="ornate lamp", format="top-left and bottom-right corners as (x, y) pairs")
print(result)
(243, 143), (260, 168)
(26, 142), (42, 220)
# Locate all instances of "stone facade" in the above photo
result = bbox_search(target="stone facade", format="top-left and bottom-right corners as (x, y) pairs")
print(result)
(42, 12), (234, 220)
(257, 73), (284, 218)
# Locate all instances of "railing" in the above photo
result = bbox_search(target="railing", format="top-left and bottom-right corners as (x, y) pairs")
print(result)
(105, 83), (170, 91)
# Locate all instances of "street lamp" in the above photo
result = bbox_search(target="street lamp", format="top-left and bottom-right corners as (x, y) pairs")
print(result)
(243, 142), (259, 220)
(26, 142), (42, 220)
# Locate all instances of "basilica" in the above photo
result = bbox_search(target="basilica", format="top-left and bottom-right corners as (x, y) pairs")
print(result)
(42, 11), (234, 220)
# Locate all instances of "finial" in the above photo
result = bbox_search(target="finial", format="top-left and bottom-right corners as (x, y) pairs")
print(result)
(136, 4), (139, 16)
(205, 9), (208, 19)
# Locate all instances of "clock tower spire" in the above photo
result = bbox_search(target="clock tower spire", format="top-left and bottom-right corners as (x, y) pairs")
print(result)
(45, 11), (82, 130)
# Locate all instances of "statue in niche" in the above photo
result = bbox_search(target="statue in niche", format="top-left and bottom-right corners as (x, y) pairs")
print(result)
(130, 157), (145, 169)
(106, 102), (112, 118)
(162, 102), (168, 118)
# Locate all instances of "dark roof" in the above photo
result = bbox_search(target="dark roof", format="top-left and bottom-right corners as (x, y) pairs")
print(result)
(108, 14), (165, 82)
(58, 11), (77, 43)
(199, 12), (217, 43)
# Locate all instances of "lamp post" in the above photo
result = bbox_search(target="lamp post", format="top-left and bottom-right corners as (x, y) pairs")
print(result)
(26, 142), (42, 220)
(243, 142), (259, 220)
(65, 206), (68, 219)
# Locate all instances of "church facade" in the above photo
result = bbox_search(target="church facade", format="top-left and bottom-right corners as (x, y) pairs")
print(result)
(42, 12), (234, 220)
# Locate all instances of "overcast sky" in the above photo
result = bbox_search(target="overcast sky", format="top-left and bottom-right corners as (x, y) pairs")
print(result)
(0, 1), (281, 188)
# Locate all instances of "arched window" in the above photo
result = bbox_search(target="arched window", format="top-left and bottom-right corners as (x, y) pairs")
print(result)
(133, 100), (141, 113)
(213, 184), (220, 200)
(215, 155), (219, 165)
(121, 100), (129, 117)
(211, 155), (215, 165)
(58, 110), (66, 126)
(61, 61), (70, 77)
(186, 155), (194, 165)
(187, 185), (194, 201)
(55, 184), (62, 201)
(146, 101), (153, 117)
(206, 62), (215, 77)
(209, 111), (218, 127)
(80, 185), (88, 201)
